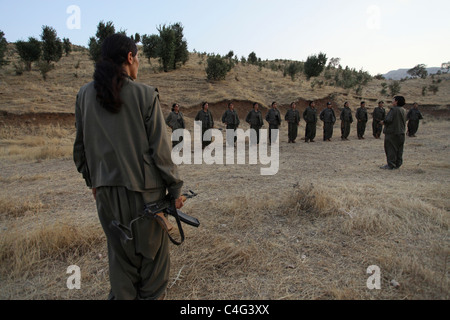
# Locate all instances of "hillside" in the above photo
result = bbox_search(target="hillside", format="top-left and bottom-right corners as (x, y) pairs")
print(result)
(1, 45), (449, 120)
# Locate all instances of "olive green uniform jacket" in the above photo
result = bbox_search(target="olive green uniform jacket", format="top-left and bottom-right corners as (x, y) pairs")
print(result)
(165, 111), (185, 131)
(383, 106), (406, 169)
(73, 78), (183, 198)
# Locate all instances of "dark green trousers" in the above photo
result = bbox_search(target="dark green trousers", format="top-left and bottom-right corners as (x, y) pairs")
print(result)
(357, 121), (367, 138)
(384, 134), (405, 169)
(96, 186), (169, 300)
(407, 120), (420, 136)
(305, 122), (316, 142)
(341, 121), (351, 139)
(373, 121), (383, 138)
(288, 122), (298, 142)
(323, 122), (334, 140)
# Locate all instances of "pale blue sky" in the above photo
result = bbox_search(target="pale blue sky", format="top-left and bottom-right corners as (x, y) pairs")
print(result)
(1, 0), (449, 75)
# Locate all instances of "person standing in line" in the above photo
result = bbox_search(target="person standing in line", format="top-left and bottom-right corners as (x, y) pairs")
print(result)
(356, 101), (368, 139)
(285, 102), (301, 143)
(165, 103), (185, 148)
(195, 102), (214, 149)
(222, 102), (240, 146)
(340, 101), (353, 141)
(320, 102), (336, 141)
(372, 101), (386, 139)
(303, 101), (317, 143)
(246, 102), (263, 144)
(380, 96), (407, 170)
(406, 102), (424, 137)
(265, 101), (281, 144)
(73, 34), (184, 300)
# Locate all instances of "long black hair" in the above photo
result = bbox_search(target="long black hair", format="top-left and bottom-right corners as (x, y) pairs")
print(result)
(94, 34), (137, 113)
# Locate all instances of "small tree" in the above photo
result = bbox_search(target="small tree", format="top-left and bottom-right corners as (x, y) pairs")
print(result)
(284, 61), (303, 81)
(389, 81), (401, 96)
(428, 84), (439, 95)
(206, 55), (231, 81)
(37, 60), (54, 81)
(0, 30), (8, 67)
(172, 23), (189, 69)
(407, 64), (428, 79)
(303, 52), (327, 79)
(131, 33), (141, 44)
(63, 38), (72, 56)
(157, 24), (176, 72)
(247, 52), (258, 65)
(15, 37), (41, 71)
(88, 21), (115, 63)
(143, 22), (189, 72)
(41, 25), (62, 64)
(141, 34), (161, 62)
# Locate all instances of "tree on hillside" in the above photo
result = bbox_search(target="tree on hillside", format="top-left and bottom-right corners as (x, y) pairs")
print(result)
(247, 52), (258, 65)
(389, 81), (401, 96)
(131, 33), (141, 44)
(303, 52), (327, 80)
(15, 37), (41, 71)
(63, 38), (72, 56)
(157, 24), (176, 72)
(284, 61), (303, 81)
(407, 64), (428, 79)
(142, 22), (189, 72)
(41, 25), (63, 64)
(141, 34), (161, 62)
(88, 21), (115, 63)
(172, 23), (189, 69)
(206, 54), (232, 81)
(327, 57), (341, 69)
(0, 30), (8, 67)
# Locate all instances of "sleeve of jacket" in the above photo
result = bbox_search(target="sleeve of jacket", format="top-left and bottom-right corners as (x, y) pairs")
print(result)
(246, 111), (251, 124)
(73, 92), (92, 188)
(144, 89), (183, 198)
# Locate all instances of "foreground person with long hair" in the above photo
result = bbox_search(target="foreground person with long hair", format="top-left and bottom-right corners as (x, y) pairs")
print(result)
(73, 34), (183, 300)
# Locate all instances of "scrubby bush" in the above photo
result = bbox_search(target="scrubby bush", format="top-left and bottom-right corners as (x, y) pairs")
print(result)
(206, 54), (232, 81)
(15, 37), (41, 71)
(303, 52), (327, 79)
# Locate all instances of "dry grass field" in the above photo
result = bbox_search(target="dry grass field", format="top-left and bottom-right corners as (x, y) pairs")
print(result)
(0, 46), (449, 300)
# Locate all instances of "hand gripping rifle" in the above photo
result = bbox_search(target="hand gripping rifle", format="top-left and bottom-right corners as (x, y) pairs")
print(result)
(109, 191), (200, 246)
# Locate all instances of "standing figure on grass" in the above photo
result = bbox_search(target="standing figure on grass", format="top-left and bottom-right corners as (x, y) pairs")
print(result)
(222, 102), (240, 146)
(340, 101), (353, 141)
(73, 34), (184, 300)
(406, 102), (424, 137)
(265, 101), (282, 144)
(380, 96), (407, 170)
(356, 101), (368, 139)
(195, 102), (214, 149)
(303, 101), (318, 143)
(285, 102), (301, 143)
(320, 102), (336, 142)
(246, 102), (264, 145)
(372, 101), (386, 139)
(166, 103), (186, 148)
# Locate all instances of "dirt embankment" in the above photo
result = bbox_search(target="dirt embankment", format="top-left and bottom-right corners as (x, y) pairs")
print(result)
(1, 99), (448, 127)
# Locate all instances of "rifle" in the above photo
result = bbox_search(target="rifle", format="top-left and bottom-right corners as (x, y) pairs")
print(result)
(109, 190), (200, 246)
